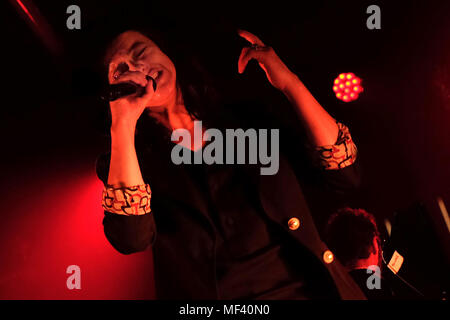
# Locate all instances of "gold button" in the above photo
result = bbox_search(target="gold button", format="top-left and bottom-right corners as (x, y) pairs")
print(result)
(288, 217), (300, 230)
(323, 250), (334, 264)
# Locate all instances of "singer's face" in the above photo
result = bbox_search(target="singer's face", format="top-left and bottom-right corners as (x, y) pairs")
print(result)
(105, 31), (177, 107)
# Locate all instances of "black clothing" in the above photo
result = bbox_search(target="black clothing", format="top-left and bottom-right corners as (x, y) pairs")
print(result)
(96, 116), (365, 300)
(186, 160), (309, 299)
(349, 269), (395, 300)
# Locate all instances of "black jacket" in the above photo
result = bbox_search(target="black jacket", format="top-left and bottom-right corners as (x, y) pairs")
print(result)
(96, 116), (366, 300)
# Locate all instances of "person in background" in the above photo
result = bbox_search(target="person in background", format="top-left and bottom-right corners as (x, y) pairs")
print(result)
(325, 208), (395, 299)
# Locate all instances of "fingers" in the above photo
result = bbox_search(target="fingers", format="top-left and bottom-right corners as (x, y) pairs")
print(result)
(143, 77), (156, 97)
(110, 72), (154, 106)
(237, 29), (265, 46)
(237, 45), (271, 74)
(238, 47), (251, 74)
(134, 76), (155, 104)
(237, 29), (270, 73)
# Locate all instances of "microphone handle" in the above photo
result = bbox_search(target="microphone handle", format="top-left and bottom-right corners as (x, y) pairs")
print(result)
(101, 77), (156, 101)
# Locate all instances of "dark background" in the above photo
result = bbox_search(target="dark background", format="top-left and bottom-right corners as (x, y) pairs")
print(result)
(0, 0), (448, 299)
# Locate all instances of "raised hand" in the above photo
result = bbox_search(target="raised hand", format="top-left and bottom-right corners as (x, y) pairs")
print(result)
(237, 29), (297, 92)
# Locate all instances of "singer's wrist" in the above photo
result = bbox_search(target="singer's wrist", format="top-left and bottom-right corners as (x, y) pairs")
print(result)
(111, 118), (137, 136)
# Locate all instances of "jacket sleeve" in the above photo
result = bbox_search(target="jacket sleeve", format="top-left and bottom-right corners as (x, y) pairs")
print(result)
(95, 153), (157, 255)
(230, 100), (361, 194)
(283, 121), (361, 195)
(309, 122), (361, 194)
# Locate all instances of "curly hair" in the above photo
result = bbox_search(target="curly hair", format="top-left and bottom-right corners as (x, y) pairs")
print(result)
(325, 208), (381, 268)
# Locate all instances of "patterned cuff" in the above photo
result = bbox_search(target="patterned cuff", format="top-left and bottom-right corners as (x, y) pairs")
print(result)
(314, 122), (357, 170)
(102, 184), (151, 215)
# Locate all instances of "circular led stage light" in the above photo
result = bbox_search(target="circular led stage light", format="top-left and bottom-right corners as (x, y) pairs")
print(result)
(333, 73), (364, 102)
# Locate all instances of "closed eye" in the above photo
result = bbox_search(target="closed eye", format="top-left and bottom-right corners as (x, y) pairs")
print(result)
(134, 46), (147, 59)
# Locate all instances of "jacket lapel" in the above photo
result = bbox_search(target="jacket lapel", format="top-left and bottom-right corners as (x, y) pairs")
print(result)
(258, 155), (366, 299)
(258, 156), (327, 252)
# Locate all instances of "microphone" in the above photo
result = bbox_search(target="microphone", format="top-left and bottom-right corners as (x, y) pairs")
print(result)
(101, 76), (157, 101)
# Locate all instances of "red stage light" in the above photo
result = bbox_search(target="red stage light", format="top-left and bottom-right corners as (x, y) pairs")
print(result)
(333, 73), (364, 102)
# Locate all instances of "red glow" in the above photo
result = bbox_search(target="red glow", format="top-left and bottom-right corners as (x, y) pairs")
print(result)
(15, 0), (37, 25)
(0, 162), (155, 299)
(332, 72), (364, 102)
(9, 0), (62, 55)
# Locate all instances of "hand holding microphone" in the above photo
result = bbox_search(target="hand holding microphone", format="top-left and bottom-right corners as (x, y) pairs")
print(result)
(105, 63), (157, 130)
(102, 80), (155, 102)
(101, 66), (156, 101)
